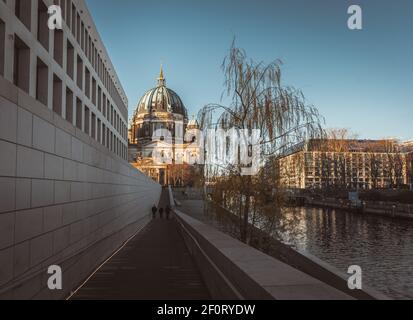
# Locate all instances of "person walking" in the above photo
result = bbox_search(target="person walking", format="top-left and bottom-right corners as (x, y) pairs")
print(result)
(166, 205), (171, 220)
(159, 207), (164, 219)
(151, 204), (157, 219)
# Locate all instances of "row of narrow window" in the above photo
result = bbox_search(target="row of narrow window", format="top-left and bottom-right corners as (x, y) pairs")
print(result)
(0, 7), (128, 160)
(0, 0), (128, 140)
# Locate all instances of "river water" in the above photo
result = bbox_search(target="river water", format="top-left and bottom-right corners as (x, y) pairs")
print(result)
(179, 196), (413, 300)
(278, 207), (413, 299)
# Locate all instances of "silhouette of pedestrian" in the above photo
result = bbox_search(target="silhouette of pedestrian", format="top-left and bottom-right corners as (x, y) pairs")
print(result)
(159, 207), (164, 219)
(151, 204), (157, 219)
(166, 205), (171, 220)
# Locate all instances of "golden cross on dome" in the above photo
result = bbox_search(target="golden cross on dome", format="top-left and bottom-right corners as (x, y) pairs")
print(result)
(159, 63), (164, 80)
(157, 62), (165, 86)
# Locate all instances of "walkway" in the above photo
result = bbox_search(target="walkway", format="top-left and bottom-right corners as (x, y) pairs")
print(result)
(71, 189), (211, 300)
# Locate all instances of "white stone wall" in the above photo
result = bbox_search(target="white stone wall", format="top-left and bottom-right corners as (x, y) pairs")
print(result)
(0, 80), (161, 299)
(0, 0), (159, 299)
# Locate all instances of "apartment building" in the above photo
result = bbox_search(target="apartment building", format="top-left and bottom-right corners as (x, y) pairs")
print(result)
(277, 139), (410, 190)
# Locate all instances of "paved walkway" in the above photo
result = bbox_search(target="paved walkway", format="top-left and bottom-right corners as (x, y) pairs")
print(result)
(71, 189), (211, 300)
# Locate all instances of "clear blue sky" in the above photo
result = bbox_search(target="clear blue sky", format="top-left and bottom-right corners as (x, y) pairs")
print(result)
(85, 0), (413, 140)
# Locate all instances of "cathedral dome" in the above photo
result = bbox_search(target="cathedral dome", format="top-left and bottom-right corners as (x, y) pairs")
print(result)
(136, 67), (188, 118)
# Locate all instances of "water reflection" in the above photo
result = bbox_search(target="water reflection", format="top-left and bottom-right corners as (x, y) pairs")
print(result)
(280, 207), (413, 299)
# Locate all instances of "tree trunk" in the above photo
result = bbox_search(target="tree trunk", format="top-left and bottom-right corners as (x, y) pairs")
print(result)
(241, 195), (249, 243)
(241, 176), (252, 243)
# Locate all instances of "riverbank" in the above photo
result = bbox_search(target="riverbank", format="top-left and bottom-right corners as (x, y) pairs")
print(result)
(172, 187), (413, 299)
(172, 192), (388, 300)
(301, 197), (413, 220)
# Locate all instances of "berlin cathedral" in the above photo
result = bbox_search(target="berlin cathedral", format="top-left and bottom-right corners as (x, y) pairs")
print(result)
(128, 67), (202, 186)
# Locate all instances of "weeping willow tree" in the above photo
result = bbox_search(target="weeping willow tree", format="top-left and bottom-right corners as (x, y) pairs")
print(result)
(199, 42), (324, 244)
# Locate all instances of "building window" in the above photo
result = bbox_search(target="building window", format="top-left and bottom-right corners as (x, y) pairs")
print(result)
(66, 40), (74, 79)
(37, 1), (49, 51)
(66, 87), (73, 124)
(76, 98), (82, 130)
(91, 112), (96, 139)
(84, 107), (90, 134)
(76, 12), (81, 44)
(54, 30), (64, 66)
(65, 0), (71, 29)
(0, 18), (5, 76)
(102, 124), (106, 146)
(15, 0), (31, 31)
(61, 0), (67, 23)
(13, 36), (30, 93)
(110, 133), (113, 152)
(81, 22), (85, 51)
(102, 93), (106, 117)
(111, 106), (114, 125)
(97, 119), (101, 143)
(106, 130), (110, 149)
(53, 74), (63, 116)
(85, 67), (90, 98)
(76, 55), (83, 89)
(92, 77), (96, 105)
(88, 35), (92, 61)
(98, 86), (102, 112)
(36, 58), (48, 106)
(85, 31), (88, 59)
(71, 4), (76, 36)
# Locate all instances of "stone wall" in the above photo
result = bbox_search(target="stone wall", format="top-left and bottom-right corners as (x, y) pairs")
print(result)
(174, 208), (353, 300)
(0, 79), (161, 299)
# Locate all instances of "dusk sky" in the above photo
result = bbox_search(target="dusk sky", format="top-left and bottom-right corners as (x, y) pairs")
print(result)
(85, 0), (413, 140)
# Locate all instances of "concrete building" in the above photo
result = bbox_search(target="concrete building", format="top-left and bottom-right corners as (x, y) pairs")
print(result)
(128, 67), (201, 186)
(277, 139), (410, 190)
(0, 0), (161, 299)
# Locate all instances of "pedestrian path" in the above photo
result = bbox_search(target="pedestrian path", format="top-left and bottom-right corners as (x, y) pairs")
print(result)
(71, 189), (211, 300)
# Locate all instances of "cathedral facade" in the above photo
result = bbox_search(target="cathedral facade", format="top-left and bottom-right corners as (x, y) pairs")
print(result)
(128, 67), (201, 186)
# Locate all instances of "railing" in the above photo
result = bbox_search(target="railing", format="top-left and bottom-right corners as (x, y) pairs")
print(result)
(305, 197), (413, 219)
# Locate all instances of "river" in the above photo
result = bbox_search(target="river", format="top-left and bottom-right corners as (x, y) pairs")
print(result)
(278, 207), (413, 299)
(178, 194), (413, 300)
